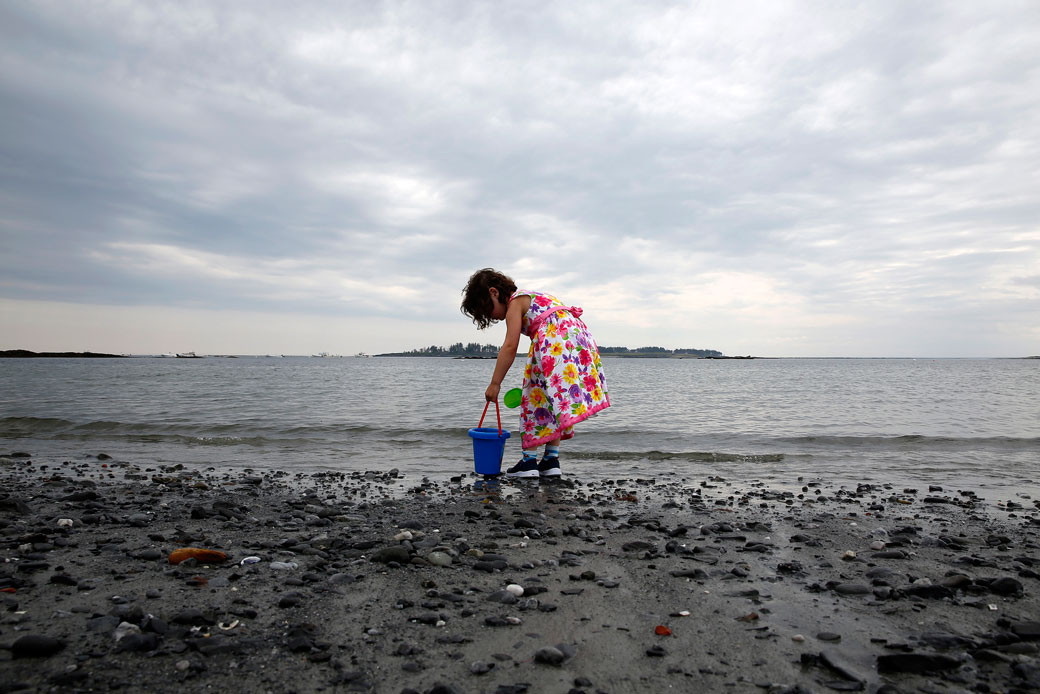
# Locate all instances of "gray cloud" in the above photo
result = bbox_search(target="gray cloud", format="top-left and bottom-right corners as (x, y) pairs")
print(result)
(1, 1), (1038, 355)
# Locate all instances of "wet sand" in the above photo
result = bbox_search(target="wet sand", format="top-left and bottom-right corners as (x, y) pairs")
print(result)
(1, 452), (1039, 693)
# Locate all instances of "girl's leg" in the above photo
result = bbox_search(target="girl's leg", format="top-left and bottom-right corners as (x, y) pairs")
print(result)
(544, 439), (561, 459)
(506, 444), (541, 478)
(538, 438), (562, 478)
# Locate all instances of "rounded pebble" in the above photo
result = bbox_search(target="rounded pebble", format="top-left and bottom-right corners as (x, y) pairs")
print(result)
(427, 551), (452, 567)
(534, 646), (565, 666)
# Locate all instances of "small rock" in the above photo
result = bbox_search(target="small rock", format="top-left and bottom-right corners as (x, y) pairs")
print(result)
(270, 561), (298, 570)
(473, 560), (508, 572)
(534, 646), (566, 666)
(278, 592), (305, 608)
(372, 546), (411, 564)
(11, 634), (66, 658)
(487, 590), (518, 604)
(427, 551), (452, 567)
(833, 583), (871, 595)
(622, 541), (656, 552)
(877, 653), (962, 673)
(670, 568), (709, 579)
(115, 632), (161, 652)
(171, 608), (213, 626)
(49, 574), (78, 586)
(1011, 621), (1040, 640)
(872, 550), (908, 560)
(989, 577), (1024, 596)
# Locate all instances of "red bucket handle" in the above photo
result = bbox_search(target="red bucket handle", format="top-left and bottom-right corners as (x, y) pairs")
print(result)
(478, 400), (503, 435)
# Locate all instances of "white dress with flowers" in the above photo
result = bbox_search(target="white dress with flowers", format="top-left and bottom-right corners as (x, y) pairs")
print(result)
(509, 290), (610, 449)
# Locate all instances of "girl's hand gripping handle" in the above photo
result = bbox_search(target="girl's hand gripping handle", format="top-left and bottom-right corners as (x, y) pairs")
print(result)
(478, 400), (503, 435)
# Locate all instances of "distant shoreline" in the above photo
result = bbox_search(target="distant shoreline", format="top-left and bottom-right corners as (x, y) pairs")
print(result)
(2, 350), (1037, 360)
(0, 349), (126, 358)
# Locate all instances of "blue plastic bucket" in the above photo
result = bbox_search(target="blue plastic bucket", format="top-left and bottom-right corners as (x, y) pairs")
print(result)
(468, 426), (510, 475)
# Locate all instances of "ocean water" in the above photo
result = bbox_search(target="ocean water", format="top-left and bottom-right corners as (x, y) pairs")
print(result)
(1, 356), (1037, 499)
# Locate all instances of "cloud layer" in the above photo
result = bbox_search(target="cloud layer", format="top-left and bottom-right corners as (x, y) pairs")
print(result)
(2, 1), (1038, 356)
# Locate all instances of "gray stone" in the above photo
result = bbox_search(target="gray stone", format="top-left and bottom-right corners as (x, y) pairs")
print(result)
(872, 550), (909, 559)
(877, 653), (962, 673)
(833, 583), (871, 595)
(622, 541), (656, 552)
(427, 551), (452, 567)
(487, 590), (518, 604)
(534, 646), (566, 665)
(989, 577), (1023, 596)
(1011, 621), (1040, 640)
(11, 634), (66, 658)
(371, 546), (411, 564)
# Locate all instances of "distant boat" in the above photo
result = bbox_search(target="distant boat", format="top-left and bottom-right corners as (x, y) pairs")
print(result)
(354, 352), (371, 358)
(176, 352), (201, 358)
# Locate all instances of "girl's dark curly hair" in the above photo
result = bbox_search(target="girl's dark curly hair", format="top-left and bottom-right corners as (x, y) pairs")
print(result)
(461, 268), (517, 330)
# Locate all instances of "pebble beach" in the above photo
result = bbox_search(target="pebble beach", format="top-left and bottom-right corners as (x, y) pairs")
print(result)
(2, 452), (1039, 694)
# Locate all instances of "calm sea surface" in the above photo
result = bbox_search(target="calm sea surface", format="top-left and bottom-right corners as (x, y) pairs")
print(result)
(1, 357), (1037, 499)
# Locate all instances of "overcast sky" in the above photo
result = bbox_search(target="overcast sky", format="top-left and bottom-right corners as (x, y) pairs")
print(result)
(2, 1), (1038, 357)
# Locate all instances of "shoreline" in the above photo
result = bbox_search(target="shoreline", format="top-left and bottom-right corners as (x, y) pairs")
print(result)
(1, 454), (1038, 693)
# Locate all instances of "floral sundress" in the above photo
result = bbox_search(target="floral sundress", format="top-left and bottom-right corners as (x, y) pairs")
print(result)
(509, 290), (610, 449)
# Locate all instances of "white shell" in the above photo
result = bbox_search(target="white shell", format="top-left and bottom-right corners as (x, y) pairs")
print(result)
(505, 584), (524, 597)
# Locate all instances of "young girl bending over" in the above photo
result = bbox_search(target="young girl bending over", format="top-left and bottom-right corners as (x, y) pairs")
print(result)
(461, 268), (610, 478)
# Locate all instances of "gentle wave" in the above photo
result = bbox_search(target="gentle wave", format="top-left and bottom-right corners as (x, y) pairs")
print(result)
(779, 434), (1040, 448)
(0, 416), (377, 436)
(569, 449), (786, 464)
(5, 418), (1036, 454)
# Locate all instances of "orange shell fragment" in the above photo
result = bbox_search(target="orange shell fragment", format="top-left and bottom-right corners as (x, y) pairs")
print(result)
(168, 547), (229, 565)
(655, 625), (672, 636)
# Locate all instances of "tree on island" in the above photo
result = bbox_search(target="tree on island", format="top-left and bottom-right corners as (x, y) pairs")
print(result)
(379, 344), (725, 358)
(381, 342), (501, 357)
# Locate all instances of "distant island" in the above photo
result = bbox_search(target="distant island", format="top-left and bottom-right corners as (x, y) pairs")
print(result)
(0, 349), (126, 358)
(376, 343), (729, 358)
